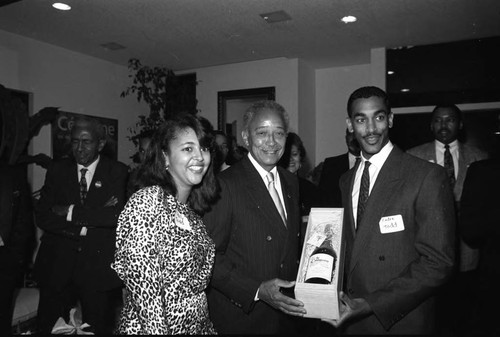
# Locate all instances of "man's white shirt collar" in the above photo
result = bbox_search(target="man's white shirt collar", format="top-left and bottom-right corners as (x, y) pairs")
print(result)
(77, 155), (100, 182)
(360, 141), (394, 169)
(435, 139), (459, 153)
(247, 153), (278, 183)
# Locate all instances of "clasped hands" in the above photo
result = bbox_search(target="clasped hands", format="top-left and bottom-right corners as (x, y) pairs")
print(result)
(51, 196), (118, 216)
(258, 278), (306, 316)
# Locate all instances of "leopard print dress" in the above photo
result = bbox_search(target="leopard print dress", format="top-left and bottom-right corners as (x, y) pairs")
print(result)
(112, 186), (216, 334)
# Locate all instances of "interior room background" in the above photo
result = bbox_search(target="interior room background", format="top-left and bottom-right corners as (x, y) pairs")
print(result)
(1, 28), (499, 194)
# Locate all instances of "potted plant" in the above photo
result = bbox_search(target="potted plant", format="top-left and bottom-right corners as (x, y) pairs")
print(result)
(121, 58), (197, 163)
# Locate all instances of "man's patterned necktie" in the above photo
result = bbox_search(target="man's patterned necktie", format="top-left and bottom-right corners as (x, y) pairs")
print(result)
(444, 144), (456, 189)
(266, 172), (287, 227)
(357, 161), (371, 229)
(80, 168), (88, 204)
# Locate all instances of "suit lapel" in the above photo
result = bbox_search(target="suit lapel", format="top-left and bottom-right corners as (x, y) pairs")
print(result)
(430, 143), (438, 163)
(84, 156), (108, 206)
(69, 161), (82, 204)
(348, 147), (404, 274)
(278, 167), (294, 228)
(240, 158), (287, 233)
(340, 164), (357, 273)
(456, 143), (468, 192)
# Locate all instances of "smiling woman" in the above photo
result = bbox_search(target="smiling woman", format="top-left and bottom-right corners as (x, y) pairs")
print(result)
(112, 112), (220, 334)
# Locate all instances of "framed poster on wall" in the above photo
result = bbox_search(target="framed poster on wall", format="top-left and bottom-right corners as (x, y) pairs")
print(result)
(52, 111), (118, 161)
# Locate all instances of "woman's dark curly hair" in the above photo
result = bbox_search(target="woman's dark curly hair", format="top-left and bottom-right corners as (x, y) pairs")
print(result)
(278, 132), (306, 169)
(132, 112), (220, 215)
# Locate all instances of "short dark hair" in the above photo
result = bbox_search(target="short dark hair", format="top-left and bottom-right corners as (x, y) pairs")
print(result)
(278, 132), (306, 169)
(243, 100), (289, 133)
(347, 86), (390, 117)
(431, 104), (463, 122)
(133, 113), (219, 215)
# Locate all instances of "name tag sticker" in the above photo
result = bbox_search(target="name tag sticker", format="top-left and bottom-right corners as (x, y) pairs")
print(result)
(379, 215), (405, 234)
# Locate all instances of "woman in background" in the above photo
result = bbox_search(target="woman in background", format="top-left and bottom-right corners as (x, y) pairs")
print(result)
(278, 132), (321, 228)
(112, 113), (219, 334)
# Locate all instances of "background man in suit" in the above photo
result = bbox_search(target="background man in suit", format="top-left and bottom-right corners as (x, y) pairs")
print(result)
(318, 128), (360, 207)
(407, 104), (488, 333)
(324, 86), (455, 334)
(204, 100), (306, 334)
(34, 117), (128, 334)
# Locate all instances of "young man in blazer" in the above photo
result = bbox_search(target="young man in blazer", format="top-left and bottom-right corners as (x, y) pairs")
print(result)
(35, 117), (128, 334)
(324, 86), (456, 334)
(204, 100), (306, 334)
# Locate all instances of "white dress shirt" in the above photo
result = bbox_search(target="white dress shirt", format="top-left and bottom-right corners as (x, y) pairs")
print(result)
(67, 156), (100, 235)
(434, 139), (459, 179)
(247, 153), (287, 218)
(351, 141), (394, 228)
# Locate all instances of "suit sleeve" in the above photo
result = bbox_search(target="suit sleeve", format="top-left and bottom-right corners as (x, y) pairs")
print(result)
(459, 162), (495, 248)
(72, 163), (129, 228)
(203, 178), (262, 313)
(4, 170), (35, 270)
(35, 163), (81, 239)
(366, 166), (456, 329)
(113, 190), (170, 334)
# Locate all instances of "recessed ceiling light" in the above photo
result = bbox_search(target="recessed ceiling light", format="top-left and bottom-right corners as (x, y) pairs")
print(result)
(401, 88), (410, 92)
(52, 3), (71, 11)
(387, 70), (395, 75)
(341, 16), (357, 24)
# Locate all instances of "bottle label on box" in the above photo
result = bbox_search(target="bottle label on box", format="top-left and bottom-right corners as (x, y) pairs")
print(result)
(305, 253), (334, 282)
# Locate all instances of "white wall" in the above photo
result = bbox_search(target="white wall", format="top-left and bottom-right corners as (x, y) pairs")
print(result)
(186, 57), (300, 138)
(315, 64), (371, 165)
(297, 59), (316, 172)
(0, 30), (149, 192)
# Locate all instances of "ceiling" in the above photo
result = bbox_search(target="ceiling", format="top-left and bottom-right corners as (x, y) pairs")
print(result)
(0, 0), (499, 71)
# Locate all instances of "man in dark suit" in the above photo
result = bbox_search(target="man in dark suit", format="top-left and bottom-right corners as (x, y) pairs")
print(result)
(34, 117), (128, 334)
(407, 104), (488, 271)
(0, 150), (35, 336)
(204, 100), (306, 334)
(460, 156), (500, 335)
(324, 86), (455, 334)
(318, 128), (360, 207)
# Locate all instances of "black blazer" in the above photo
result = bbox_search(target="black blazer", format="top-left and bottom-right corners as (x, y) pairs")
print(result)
(204, 156), (301, 334)
(318, 153), (350, 207)
(0, 162), (34, 272)
(339, 146), (455, 334)
(34, 155), (128, 291)
(460, 158), (500, 278)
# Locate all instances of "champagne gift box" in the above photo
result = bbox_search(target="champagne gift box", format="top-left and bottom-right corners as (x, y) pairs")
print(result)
(294, 208), (345, 320)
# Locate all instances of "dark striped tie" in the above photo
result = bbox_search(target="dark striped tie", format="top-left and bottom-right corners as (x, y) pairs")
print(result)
(357, 161), (371, 229)
(444, 144), (456, 189)
(80, 168), (88, 204)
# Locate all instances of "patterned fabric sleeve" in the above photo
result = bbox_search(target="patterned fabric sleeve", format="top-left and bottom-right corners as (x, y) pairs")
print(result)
(113, 187), (169, 334)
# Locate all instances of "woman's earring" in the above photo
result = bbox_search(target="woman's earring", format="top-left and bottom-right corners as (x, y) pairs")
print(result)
(166, 165), (169, 171)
